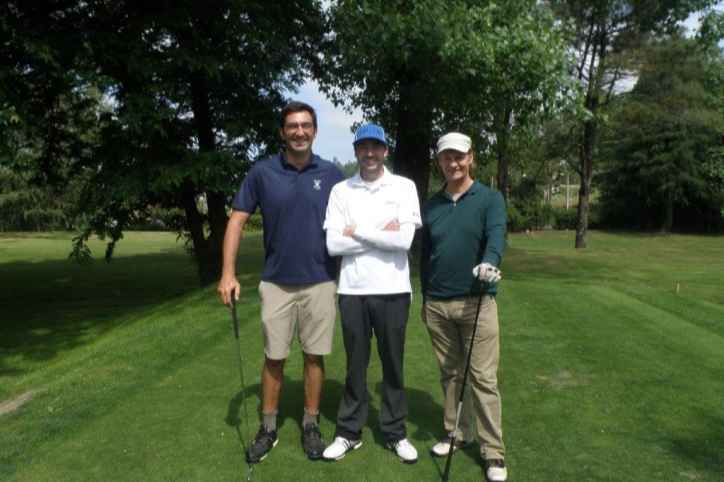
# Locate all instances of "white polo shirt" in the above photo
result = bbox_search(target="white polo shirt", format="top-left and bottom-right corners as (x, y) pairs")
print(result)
(324, 167), (422, 295)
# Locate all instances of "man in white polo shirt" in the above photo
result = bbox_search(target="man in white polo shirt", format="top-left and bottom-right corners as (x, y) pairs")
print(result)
(322, 124), (422, 464)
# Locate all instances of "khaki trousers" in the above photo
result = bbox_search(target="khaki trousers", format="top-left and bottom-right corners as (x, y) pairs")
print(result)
(424, 295), (505, 460)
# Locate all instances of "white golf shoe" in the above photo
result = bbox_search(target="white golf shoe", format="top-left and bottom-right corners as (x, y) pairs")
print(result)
(430, 434), (474, 457)
(485, 459), (507, 482)
(387, 438), (418, 463)
(322, 436), (362, 461)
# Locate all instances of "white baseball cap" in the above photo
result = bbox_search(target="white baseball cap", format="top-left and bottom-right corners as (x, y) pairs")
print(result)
(437, 132), (472, 154)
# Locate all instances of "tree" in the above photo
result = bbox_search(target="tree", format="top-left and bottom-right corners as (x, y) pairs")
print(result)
(0, 1), (98, 190)
(2, 1), (327, 285)
(64, 0), (326, 285)
(333, 159), (359, 178)
(548, 0), (720, 247)
(1, 2), (108, 235)
(0, 165), (86, 231)
(319, 0), (573, 210)
(598, 34), (724, 232)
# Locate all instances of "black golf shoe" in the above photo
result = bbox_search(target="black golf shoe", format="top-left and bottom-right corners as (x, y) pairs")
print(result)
(302, 423), (325, 460)
(246, 424), (278, 463)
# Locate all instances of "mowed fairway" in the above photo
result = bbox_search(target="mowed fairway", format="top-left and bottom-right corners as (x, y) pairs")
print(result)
(1, 231), (723, 482)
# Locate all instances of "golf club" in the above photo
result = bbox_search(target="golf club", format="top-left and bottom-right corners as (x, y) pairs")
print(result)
(231, 291), (254, 482)
(442, 289), (486, 482)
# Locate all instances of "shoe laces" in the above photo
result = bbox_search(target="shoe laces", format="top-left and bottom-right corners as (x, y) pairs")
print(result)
(333, 436), (355, 449)
(486, 459), (505, 469)
(394, 438), (413, 450)
(303, 423), (321, 440)
(254, 425), (273, 444)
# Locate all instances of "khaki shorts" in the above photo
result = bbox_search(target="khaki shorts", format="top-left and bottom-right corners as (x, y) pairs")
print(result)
(259, 280), (337, 360)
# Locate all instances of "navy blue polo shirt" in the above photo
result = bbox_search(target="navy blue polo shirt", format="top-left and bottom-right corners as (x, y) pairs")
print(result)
(231, 151), (345, 284)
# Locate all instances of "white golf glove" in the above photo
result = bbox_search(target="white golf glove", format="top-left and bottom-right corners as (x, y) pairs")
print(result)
(472, 262), (501, 284)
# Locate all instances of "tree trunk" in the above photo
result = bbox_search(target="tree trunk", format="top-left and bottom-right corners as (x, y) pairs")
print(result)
(575, 19), (608, 249)
(180, 183), (215, 286)
(206, 190), (228, 278)
(662, 195), (673, 233)
(576, 52), (605, 246)
(392, 92), (432, 205)
(391, 75), (434, 260)
(575, 114), (596, 248)
(575, 175), (591, 248)
(189, 76), (223, 286)
(495, 109), (513, 202)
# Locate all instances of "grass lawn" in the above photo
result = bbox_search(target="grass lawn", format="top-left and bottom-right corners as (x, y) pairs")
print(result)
(1, 230), (723, 481)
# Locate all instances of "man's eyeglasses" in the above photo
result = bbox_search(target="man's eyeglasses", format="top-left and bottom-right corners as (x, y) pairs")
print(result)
(284, 122), (315, 133)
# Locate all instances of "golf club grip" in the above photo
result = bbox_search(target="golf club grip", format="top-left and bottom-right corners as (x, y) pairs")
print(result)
(231, 290), (240, 339)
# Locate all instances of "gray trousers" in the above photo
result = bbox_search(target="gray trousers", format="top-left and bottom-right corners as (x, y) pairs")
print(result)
(335, 293), (411, 442)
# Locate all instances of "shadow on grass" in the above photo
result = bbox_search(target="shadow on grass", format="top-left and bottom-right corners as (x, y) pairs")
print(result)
(224, 377), (447, 452)
(0, 250), (198, 377)
(225, 391), (255, 455)
(221, 362), (496, 480)
(406, 382), (486, 477)
(225, 378), (345, 443)
(668, 409), (724, 479)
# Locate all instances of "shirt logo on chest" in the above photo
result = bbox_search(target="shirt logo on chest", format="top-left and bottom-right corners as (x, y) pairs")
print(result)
(313, 179), (321, 190)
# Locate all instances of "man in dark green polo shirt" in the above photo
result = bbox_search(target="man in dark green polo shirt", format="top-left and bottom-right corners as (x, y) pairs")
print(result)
(420, 132), (508, 482)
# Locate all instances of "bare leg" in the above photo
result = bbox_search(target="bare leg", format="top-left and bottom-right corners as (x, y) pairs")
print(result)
(303, 352), (324, 414)
(262, 357), (286, 413)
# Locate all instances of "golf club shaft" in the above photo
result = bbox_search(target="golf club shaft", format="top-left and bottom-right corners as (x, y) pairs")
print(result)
(231, 291), (254, 481)
(442, 399), (463, 481)
(441, 289), (486, 481)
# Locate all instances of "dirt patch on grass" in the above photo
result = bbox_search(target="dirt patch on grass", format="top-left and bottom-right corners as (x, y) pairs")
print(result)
(0, 389), (46, 416)
(536, 371), (592, 389)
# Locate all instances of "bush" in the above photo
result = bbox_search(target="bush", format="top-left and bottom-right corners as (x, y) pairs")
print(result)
(126, 207), (185, 231)
(245, 213), (263, 232)
(507, 199), (556, 232)
(549, 204), (604, 230)
(551, 206), (578, 230)
(506, 203), (526, 232)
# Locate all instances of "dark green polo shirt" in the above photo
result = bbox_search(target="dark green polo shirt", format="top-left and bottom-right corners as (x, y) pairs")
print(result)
(420, 180), (506, 300)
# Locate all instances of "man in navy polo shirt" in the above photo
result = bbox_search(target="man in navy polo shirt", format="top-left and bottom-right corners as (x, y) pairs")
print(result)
(218, 101), (345, 463)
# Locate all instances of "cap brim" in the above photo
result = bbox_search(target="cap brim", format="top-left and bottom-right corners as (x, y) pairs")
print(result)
(353, 137), (387, 146)
(437, 141), (470, 153)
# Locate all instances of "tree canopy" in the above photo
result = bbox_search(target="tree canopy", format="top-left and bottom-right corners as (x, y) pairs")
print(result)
(547, 0), (722, 247)
(319, 0), (574, 206)
(598, 34), (724, 232)
(2, 0), (327, 285)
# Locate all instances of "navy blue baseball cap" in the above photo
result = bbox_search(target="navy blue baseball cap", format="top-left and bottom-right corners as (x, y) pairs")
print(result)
(353, 124), (387, 146)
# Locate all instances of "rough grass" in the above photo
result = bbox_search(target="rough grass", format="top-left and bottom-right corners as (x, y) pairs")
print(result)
(1, 230), (723, 481)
